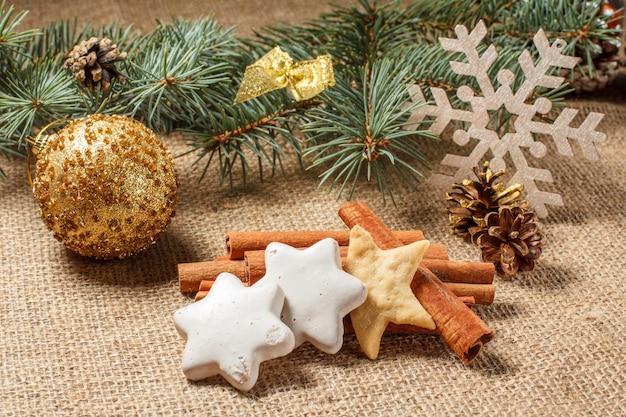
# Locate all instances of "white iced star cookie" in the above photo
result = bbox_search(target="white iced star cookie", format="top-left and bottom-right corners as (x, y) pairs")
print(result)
(173, 272), (295, 391)
(257, 238), (367, 354)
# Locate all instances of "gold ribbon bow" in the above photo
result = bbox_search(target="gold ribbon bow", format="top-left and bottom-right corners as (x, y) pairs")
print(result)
(234, 46), (335, 103)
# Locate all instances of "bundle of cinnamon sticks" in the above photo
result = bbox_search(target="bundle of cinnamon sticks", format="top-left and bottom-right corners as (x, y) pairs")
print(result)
(177, 201), (495, 363)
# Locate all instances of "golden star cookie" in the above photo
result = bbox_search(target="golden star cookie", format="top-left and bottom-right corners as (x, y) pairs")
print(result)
(345, 225), (435, 359)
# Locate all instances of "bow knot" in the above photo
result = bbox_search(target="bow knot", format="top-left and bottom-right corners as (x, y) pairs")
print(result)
(235, 46), (335, 103)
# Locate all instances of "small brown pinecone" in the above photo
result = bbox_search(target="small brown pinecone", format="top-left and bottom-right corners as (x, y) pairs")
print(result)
(64, 37), (127, 91)
(471, 207), (545, 277)
(446, 162), (527, 238)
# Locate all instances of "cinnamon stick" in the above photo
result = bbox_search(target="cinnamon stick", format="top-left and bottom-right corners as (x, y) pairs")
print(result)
(242, 247), (457, 280)
(441, 283), (494, 305)
(243, 250), (494, 305)
(334, 247), (491, 284)
(194, 281), (215, 301)
(420, 258), (494, 284)
(338, 200), (494, 364)
(193, 271), (492, 305)
(178, 243), (446, 292)
(196, 281), (477, 308)
(178, 259), (246, 292)
(179, 254), (494, 304)
(195, 285), (476, 313)
(226, 230), (428, 260)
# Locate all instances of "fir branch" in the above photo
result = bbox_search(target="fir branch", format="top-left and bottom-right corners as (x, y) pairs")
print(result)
(122, 42), (228, 131)
(402, 0), (507, 43)
(314, 0), (415, 69)
(492, 0), (621, 76)
(247, 0), (417, 70)
(0, 1), (39, 57)
(0, 2), (39, 177)
(0, 58), (84, 146)
(0, 0), (620, 189)
(182, 93), (315, 186)
(151, 16), (237, 54)
(302, 59), (436, 204)
(120, 17), (238, 132)
(403, 0), (621, 79)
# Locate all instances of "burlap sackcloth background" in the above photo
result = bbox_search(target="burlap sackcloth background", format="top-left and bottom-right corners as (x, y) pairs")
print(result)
(1, 1), (625, 415)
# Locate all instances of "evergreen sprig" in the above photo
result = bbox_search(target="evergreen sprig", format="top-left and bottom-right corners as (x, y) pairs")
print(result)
(489, 0), (622, 77)
(242, 0), (440, 200)
(121, 17), (238, 133)
(0, 58), (81, 145)
(181, 92), (314, 186)
(0, 0), (621, 196)
(303, 59), (435, 204)
(0, 1), (38, 57)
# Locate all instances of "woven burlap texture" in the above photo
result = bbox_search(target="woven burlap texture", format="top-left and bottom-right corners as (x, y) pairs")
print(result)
(2, 1), (626, 415)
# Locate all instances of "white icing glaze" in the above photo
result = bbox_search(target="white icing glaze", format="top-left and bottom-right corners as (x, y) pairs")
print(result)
(257, 238), (367, 354)
(173, 272), (295, 391)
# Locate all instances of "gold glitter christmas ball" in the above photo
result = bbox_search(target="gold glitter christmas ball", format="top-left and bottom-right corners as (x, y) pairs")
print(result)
(32, 114), (179, 259)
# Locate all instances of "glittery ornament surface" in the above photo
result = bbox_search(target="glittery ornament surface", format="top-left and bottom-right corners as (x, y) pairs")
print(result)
(32, 114), (179, 259)
(235, 46), (335, 103)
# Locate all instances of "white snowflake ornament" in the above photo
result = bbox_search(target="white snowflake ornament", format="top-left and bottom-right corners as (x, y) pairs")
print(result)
(407, 21), (607, 217)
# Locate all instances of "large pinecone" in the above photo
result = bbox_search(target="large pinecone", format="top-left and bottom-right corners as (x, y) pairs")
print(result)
(446, 162), (527, 238)
(471, 207), (545, 277)
(64, 37), (127, 91)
